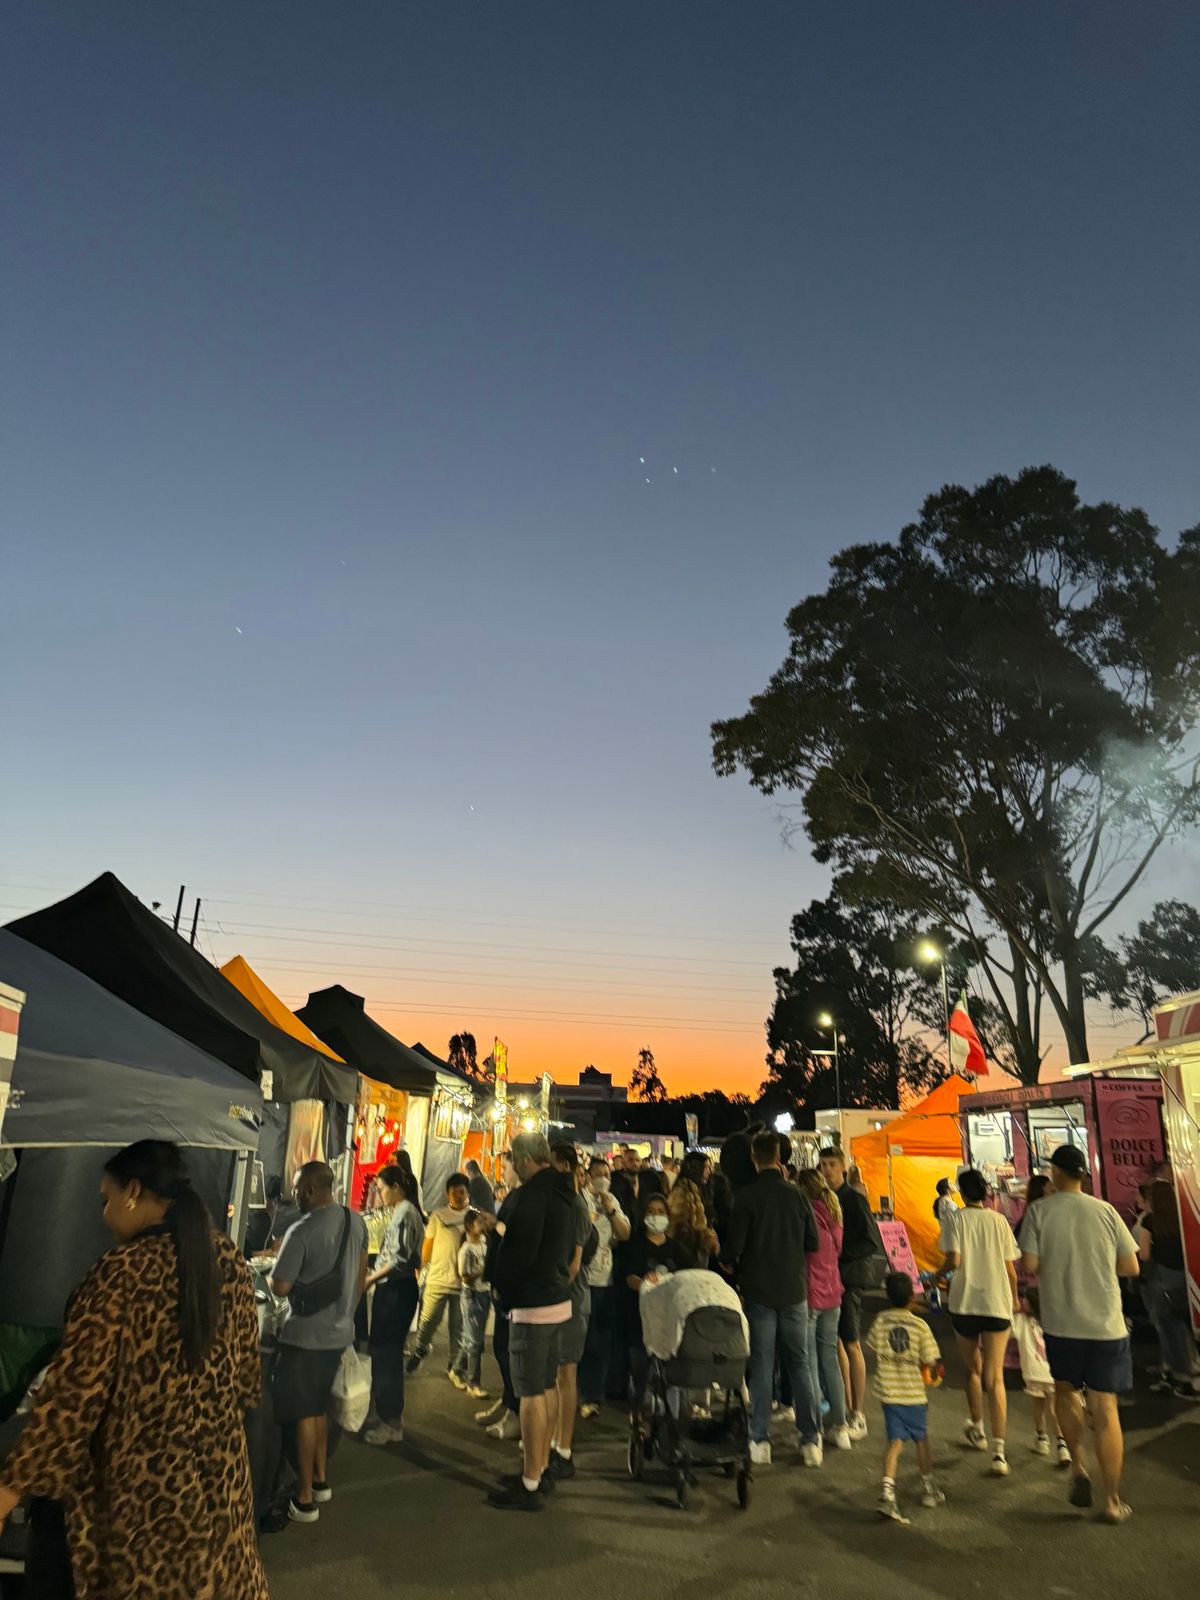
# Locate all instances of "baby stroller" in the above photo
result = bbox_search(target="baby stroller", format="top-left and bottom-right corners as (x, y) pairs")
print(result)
(627, 1269), (752, 1510)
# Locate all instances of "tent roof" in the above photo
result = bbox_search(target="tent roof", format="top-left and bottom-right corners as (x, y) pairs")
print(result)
(851, 1075), (975, 1162)
(0, 930), (262, 1150)
(220, 956), (345, 1062)
(7, 874), (357, 1105)
(298, 987), (449, 1094)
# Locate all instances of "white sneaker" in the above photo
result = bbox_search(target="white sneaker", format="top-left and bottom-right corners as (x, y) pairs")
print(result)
(920, 1483), (946, 1509)
(847, 1412), (869, 1440)
(749, 1440), (772, 1467)
(773, 1403), (795, 1423)
(877, 1493), (909, 1525)
(825, 1425), (852, 1451)
(486, 1411), (520, 1440)
(1033, 1432), (1050, 1456)
(990, 1449), (1010, 1477)
(801, 1441), (824, 1468)
(448, 1370), (467, 1391)
(466, 1385), (489, 1400)
(1056, 1437), (1072, 1469)
(364, 1422), (404, 1446)
(963, 1419), (988, 1451)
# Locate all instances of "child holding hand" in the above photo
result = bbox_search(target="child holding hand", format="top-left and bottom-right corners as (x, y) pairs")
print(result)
(1013, 1285), (1071, 1467)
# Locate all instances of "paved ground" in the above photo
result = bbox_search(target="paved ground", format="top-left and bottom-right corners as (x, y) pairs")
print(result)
(263, 1314), (1198, 1600)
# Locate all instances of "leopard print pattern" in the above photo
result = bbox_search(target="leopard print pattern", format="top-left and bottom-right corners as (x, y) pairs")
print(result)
(2, 1229), (268, 1600)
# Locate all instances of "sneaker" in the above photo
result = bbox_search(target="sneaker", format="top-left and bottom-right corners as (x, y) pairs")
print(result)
(405, 1351), (425, 1375)
(1149, 1374), (1175, 1394)
(486, 1411), (521, 1441)
(825, 1425), (852, 1451)
(749, 1440), (772, 1467)
(579, 1403), (601, 1420)
(963, 1420), (988, 1451)
(773, 1403), (795, 1423)
(466, 1384), (488, 1400)
(448, 1370), (468, 1391)
(364, 1422), (405, 1446)
(801, 1441), (824, 1468)
(477, 1400), (506, 1424)
(877, 1493), (910, 1525)
(1056, 1437), (1072, 1469)
(690, 1403), (712, 1421)
(287, 1498), (319, 1524)
(920, 1483), (946, 1509)
(1033, 1432), (1050, 1456)
(310, 1480), (333, 1504)
(990, 1450), (1010, 1477)
(847, 1412), (868, 1441)
(1171, 1379), (1200, 1402)
(487, 1480), (544, 1512)
(545, 1449), (576, 1480)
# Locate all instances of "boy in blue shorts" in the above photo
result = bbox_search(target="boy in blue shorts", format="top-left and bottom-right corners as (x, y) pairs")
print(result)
(866, 1271), (945, 1523)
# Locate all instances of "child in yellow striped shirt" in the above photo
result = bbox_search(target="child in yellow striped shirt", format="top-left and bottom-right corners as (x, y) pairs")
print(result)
(866, 1272), (945, 1523)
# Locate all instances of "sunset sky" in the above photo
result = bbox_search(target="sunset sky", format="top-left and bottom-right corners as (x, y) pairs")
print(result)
(5, 4), (1199, 1097)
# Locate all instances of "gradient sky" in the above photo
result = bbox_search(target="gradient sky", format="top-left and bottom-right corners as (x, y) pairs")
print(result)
(5, 2), (1199, 1096)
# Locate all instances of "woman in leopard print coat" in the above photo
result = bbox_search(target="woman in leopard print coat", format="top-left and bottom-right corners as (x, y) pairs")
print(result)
(0, 1142), (268, 1600)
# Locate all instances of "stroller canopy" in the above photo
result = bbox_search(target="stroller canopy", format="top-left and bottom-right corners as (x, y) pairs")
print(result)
(639, 1268), (749, 1362)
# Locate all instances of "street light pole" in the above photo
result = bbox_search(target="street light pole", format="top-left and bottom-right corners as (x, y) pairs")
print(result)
(817, 1012), (841, 1137)
(918, 941), (953, 1074)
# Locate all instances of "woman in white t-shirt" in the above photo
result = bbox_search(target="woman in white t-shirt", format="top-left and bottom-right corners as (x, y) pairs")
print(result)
(939, 1167), (1021, 1477)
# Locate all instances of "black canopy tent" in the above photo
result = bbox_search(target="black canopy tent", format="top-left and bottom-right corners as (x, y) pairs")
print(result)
(6, 873), (357, 1106)
(298, 986), (476, 1205)
(0, 930), (263, 1335)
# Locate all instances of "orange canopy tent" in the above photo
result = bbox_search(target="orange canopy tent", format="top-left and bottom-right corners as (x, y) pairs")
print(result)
(851, 1076), (976, 1271)
(220, 956), (346, 1062)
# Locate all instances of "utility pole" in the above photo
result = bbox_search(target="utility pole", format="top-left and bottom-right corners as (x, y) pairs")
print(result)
(172, 885), (186, 934)
(189, 898), (201, 948)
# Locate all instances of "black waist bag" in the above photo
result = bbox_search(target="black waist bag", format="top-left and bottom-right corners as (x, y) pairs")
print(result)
(289, 1207), (352, 1318)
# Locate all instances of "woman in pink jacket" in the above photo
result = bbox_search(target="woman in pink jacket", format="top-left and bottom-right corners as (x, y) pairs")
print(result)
(798, 1168), (851, 1450)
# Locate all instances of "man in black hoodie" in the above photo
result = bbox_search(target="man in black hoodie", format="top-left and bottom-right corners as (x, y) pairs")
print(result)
(488, 1131), (575, 1511)
(726, 1132), (823, 1468)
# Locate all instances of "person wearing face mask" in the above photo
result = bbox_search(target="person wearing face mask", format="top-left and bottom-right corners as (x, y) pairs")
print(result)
(624, 1194), (689, 1417)
(579, 1157), (631, 1418)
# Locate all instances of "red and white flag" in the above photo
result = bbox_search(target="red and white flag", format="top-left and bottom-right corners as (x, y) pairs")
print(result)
(948, 993), (988, 1077)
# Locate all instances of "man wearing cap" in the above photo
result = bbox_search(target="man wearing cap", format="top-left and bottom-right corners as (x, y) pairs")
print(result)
(1020, 1144), (1140, 1525)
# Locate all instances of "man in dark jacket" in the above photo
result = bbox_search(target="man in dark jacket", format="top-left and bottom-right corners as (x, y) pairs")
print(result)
(488, 1131), (576, 1511)
(726, 1132), (823, 1467)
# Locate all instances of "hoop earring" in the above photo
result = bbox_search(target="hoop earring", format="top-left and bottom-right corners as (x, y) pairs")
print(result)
(125, 1199), (136, 1212)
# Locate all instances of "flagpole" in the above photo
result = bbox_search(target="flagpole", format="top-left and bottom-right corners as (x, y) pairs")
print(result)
(942, 963), (952, 1073)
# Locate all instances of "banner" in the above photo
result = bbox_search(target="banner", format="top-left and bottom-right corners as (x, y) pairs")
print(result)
(494, 1038), (509, 1110)
(684, 1113), (699, 1148)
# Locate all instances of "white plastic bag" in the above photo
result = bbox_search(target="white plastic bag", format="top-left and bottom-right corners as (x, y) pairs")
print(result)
(329, 1347), (372, 1433)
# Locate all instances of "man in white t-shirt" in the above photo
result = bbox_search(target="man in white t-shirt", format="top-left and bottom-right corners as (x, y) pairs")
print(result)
(1020, 1144), (1140, 1525)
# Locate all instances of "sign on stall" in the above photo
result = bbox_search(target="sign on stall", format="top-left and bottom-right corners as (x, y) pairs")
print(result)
(878, 1219), (922, 1296)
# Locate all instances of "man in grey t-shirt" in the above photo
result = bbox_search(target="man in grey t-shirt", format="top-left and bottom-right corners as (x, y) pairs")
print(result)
(1020, 1145), (1139, 1524)
(270, 1161), (369, 1523)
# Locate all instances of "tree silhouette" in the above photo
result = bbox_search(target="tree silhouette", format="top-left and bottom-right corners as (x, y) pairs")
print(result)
(448, 1031), (479, 1079)
(630, 1047), (668, 1102)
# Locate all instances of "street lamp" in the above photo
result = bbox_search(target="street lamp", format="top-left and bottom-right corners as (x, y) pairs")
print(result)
(918, 941), (952, 1072)
(816, 1012), (841, 1120)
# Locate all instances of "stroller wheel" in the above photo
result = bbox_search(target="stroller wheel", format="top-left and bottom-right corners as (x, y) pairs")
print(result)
(723, 1461), (737, 1478)
(676, 1470), (689, 1511)
(627, 1431), (644, 1481)
(736, 1468), (751, 1509)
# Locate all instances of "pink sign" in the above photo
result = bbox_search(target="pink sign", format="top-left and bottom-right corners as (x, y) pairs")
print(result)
(878, 1219), (922, 1296)
(1094, 1078), (1165, 1222)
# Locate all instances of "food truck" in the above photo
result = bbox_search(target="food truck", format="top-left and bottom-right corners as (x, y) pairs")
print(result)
(961, 1074), (1166, 1230)
(1137, 993), (1200, 1334)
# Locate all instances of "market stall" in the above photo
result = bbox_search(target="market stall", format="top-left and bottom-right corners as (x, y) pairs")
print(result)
(962, 1075), (1165, 1228)
(6, 874), (358, 1217)
(851, 1077), (976, 1271)
(297, 986), (476, 1207)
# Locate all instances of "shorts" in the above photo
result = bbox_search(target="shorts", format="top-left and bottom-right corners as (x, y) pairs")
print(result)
(509, 1319), (564, 1398)
(1043, 1334), (1132, 1395)
(838, 1287), (863, 1345)
(881, 1402), (928, 1443)
(271, 1344), (343, 1425)
(558, 1304), (589, 1367)
(950, 1313), (1011, 1339)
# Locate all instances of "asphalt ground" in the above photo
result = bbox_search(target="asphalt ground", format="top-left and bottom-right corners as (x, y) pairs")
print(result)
(262, 1308), (1198, 1600)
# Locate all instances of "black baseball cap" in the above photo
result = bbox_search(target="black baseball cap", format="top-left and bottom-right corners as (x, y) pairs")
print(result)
(1049, 1144), (1089, 1179)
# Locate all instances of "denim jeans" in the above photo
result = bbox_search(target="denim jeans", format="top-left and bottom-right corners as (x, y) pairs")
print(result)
(453, 1288), (492, 1385)
(807, 1304), (847, 1429)
(1142, 1261), (1196, 1379)
(370, 1276), (419, 1423)
(415, 1286), (464, 1368)
(745, 1298), (820, 1445)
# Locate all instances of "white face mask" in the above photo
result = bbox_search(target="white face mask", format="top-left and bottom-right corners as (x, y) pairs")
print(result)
(645, 1213), (668, 1235)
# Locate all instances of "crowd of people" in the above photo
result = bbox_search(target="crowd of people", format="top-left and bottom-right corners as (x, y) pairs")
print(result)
(0, 1129), (1195, 1593)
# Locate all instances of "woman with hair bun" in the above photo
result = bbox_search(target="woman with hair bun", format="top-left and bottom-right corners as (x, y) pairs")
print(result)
(0, 1140), (266, 1599)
